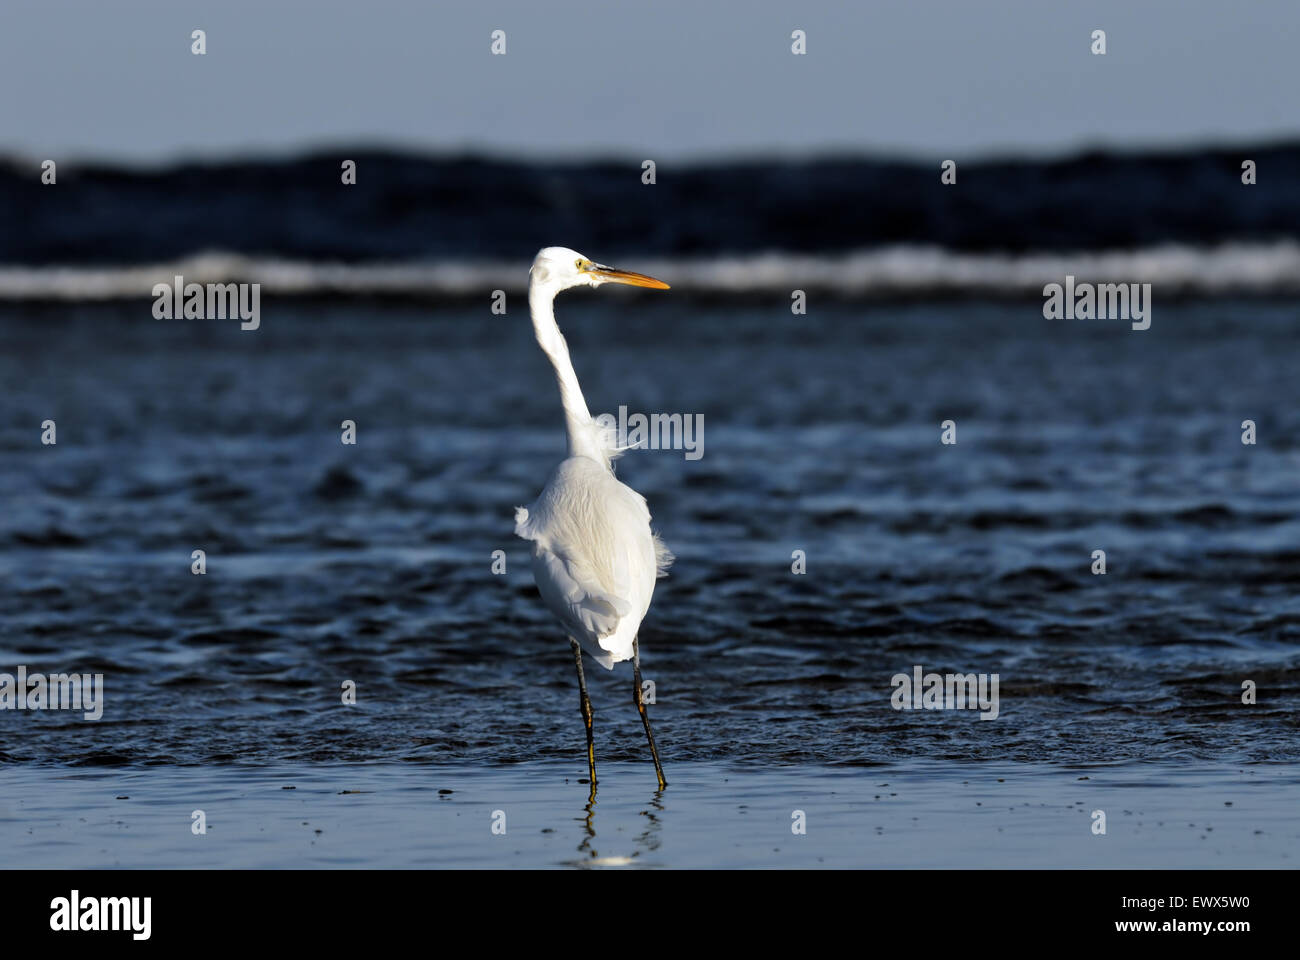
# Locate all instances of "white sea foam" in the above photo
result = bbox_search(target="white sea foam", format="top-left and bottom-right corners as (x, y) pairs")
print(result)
(2, 242), (1298, 300)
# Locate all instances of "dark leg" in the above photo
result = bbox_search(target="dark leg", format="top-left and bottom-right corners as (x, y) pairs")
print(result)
(571, 638), (597, 788)
(633, 638), (667, 790)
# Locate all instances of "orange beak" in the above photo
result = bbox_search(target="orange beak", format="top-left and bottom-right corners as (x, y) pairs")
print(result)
(589, 264), (670, 289)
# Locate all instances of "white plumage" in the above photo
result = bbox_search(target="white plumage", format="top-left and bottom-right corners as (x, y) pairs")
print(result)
(514, 247), (673, 669)
(516, 456), (672, 668)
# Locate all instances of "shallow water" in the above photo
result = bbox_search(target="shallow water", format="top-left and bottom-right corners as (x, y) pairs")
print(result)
(1, 298), (1297, 775)
(1, 761), (1295, 869)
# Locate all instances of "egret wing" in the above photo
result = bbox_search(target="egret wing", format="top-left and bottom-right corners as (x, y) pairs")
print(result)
(532, 545), (632, 641)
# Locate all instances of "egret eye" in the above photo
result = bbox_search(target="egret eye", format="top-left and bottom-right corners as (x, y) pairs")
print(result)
(576, 259), (585, 271)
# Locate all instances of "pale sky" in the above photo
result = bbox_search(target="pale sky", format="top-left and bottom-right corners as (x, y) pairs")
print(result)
(2, 0), (1296, 163)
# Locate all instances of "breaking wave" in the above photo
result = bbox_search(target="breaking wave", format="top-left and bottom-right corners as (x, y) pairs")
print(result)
(2, 242), (1298, 301)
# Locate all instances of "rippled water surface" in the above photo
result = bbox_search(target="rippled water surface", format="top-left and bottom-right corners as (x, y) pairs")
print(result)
(3, 762), (1297, 869)
(1, 298), (1298, 774)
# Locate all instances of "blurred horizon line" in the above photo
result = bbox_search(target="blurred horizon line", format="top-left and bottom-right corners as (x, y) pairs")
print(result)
(5, 134), (1300, 174)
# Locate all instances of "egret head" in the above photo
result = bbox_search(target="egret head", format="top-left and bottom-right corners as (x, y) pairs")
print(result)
(530, 246), (670, 294)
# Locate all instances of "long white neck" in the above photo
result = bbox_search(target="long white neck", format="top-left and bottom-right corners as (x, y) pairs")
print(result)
(529, 282), (607, 466)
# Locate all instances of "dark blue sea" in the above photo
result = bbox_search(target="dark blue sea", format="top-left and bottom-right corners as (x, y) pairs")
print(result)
(0, 147), (1297, 867)
(5, 145), (1300, 265)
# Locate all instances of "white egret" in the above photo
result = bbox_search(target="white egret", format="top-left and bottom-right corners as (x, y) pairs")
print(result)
(514, 246), (673, 791)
